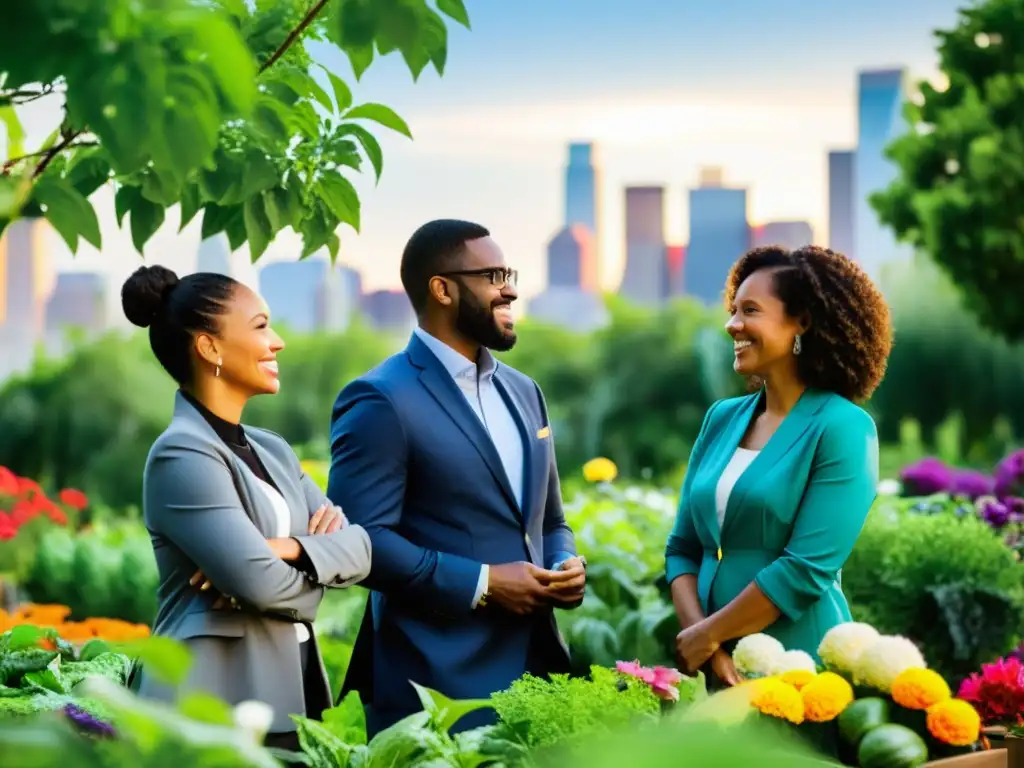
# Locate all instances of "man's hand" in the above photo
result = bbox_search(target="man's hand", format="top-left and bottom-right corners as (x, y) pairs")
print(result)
(710, 648), (742, 687)
(308, 503), (346, 534)
(547, 556), (586, 604)
(486, 561), (580, 615)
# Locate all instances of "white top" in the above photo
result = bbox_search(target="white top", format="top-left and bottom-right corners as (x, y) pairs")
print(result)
(714, 448), (760, 530)
(253, 477), (311, 642)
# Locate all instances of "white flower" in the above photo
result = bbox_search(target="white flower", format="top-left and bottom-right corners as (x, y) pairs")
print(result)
(817, 622), (880, 674)
(773, 650), (818, 674)
(877, 478), (901, 496)
(233, 699), (275, 741)
(731, 633), (785, 678)
(852, 635), (927, 692)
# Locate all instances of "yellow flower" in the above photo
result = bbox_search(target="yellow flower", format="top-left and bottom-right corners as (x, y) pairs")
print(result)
(779, 669), (816, 690)
(801, 672), (854, 723)
(582, 457), (618, 483)
(750, 678), (804, 724)
(891, 668), (951, 711)
(926, 699), (981, 747)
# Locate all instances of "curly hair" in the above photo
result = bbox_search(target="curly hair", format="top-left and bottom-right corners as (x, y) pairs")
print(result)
(724, 245), (893, 403)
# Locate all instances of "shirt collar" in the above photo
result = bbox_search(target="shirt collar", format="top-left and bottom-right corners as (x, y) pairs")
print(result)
(413, 327), (497, 382)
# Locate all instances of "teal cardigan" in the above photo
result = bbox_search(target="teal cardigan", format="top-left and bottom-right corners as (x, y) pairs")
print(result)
(665, 388), (878, 659)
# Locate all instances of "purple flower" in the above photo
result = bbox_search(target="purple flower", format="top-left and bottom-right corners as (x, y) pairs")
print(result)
(978, 497), (1012, 529)
(900, 457), (953, 496)
(995, 450), (1024, 499)
(950, 469), (995, 500)
(62, 703), (115, 738)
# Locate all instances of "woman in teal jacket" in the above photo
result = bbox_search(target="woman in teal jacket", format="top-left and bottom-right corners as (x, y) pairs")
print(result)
(667, 245), (893, 687)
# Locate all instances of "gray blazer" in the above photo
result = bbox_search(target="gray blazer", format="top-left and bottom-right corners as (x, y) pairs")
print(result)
(131, 392), (371, 732)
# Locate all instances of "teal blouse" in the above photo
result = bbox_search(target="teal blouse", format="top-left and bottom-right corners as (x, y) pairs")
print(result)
(665, 388), (879, 659)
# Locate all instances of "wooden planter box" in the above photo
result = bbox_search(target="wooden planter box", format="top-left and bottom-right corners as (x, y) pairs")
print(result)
(925, 751), (1007, 768)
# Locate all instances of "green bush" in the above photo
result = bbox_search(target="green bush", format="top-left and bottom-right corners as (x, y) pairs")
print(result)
(844, 499), (1024, 682)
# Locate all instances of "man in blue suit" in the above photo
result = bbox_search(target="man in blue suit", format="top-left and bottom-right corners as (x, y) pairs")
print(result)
(327, 219), (586, 735)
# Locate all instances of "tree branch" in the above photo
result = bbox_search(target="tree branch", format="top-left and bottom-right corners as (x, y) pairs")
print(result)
(3, 139), (98, 173)
(260, 0), (332, 73)
(32, 130), (84, 178)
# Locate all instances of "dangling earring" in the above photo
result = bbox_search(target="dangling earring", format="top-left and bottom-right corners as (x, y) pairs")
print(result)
(793, 335), (802, 356)
(215, 358), (222, 377)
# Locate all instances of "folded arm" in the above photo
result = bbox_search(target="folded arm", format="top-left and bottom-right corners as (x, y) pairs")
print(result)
(147, 445), (324, 623)
(326, 380), (483, 615)
(706, 410), (879, 643)
(292, 454), (372, 589)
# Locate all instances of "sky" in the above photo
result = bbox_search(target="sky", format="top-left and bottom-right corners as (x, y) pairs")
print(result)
(12, 0), (966, 307)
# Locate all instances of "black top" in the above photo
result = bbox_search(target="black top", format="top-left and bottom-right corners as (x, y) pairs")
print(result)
(180, 390), (317, 581)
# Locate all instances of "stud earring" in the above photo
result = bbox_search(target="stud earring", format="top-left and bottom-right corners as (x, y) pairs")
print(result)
(793, 335), (802, 356)
(215, 358), (222, 377)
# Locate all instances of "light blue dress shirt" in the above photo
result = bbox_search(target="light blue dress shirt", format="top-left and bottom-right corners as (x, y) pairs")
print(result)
(412, 327), (524, 606)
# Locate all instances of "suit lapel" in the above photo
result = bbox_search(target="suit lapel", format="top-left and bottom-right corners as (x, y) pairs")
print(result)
(412, 346), (521, 517)
(719, 388), (824, 541)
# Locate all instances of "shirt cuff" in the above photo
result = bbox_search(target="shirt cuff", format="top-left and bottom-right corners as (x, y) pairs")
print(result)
(471, 564), (489, 608)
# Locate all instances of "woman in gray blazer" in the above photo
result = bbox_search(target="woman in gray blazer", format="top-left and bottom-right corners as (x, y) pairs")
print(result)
(121, 265), (371, 757)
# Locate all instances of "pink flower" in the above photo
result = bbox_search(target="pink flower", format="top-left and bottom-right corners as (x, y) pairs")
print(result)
(615, 660), (684, 701)
(650, 666), (684, 702)
(957, 657), (1024, 725)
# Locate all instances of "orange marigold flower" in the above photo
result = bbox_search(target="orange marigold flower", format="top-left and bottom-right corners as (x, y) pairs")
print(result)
(780, 669), (816, 690)
(892, 668), (951, 710)
(926, 698), (981, 747)
(802, 672), (854, 723)
(750, 678), (804, 724)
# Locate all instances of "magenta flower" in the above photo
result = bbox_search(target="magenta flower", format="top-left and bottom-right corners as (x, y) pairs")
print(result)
(900, 457), (953, 496)
(995, 451), (1024, 499)
(615, 660), (684, 702)
(950, 470), (994, 500)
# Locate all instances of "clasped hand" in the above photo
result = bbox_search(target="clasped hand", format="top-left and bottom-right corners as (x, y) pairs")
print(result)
(675, 621), (742, 687)
(486, 557), (586, 615)
(190, 502), (345, 608)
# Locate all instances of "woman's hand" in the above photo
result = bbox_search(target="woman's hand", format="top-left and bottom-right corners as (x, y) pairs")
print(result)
(675, 619), (719, 673)
(308, 503), (346, 534)
(710, 648), (743, 687)
(188, 570), (239, 610)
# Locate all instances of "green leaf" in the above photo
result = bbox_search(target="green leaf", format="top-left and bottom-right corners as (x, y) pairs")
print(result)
(7, 625), (46, 652)
(163, 68), (222, 180)
(1, 106), (26, 158)
(34, 176), (102, 252)
(225, 206), (248, 251)
(177, 691), (235, 726)
(128, 194), (166, 254)
(409, 681), (493, 733)
(201, 203), (243, 240)
(115, 184), (137, 227)
(343, 103), (412, 139)
(237, 149), (280, 201)
(186, 10), (257, 114)
(110, 636), (191, 687)
(337, 124), (383, 182)
(251, 96), (292, 143)
(243, 194), (273, 261)
(437, 0), (471, 28)
(289, 101), (322, 140)
(326, 232), (341, 263)
(141, 169), (183, 207)
(347, 44), (375, 80)
(316, 173), (361, 231)
(65, 149), (112, 199)
(299, 204), (335, 258)
(179, 183), (201, 231)
(262, 188), (287, 233)
(318, 66), (353, 112)
(421, 7), (448, 76)
(321, 691), (368, 745)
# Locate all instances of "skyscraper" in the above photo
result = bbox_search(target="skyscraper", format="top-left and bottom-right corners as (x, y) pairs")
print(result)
(684, 168), (750, 305)
(855, 68), (912, 279)
(666, 244), (686, 297)
(44, 272), (107, 355)
(258, 259), (331, 332)
(619, 186), (668, 306)
(828, 150), (856, 259)
(0, 218), (55, 379)
(564, 142), (601, 268)
(751, 221), (814, 251)
(546, 225), (597, 290)
(196, 234), (233, 276)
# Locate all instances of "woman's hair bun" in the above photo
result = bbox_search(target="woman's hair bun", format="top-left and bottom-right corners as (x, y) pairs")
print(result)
(121, 265), (180, 328)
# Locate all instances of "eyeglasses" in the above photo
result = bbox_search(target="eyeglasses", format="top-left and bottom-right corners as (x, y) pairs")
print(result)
(438, 267), (518, 289)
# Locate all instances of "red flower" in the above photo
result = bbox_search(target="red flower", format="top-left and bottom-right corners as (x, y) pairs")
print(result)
(47, 508), (68, 526)
(58, 488), (89, 511)
(15, 476), (41, 499)
(957, 657), (1024, 726)
(9, 499), (36, 526)
(0, 511), (16, 541)
(0, 467), (17, 497)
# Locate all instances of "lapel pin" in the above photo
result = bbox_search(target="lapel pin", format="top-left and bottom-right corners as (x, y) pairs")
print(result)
(536, 426), (550, 439)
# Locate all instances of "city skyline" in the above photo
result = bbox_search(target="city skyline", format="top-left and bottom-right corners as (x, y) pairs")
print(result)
(7, 0), (964, 305)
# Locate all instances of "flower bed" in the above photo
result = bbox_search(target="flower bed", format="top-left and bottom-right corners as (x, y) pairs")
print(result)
(1, 603), (149, 643)
(713, 621), (992, 767)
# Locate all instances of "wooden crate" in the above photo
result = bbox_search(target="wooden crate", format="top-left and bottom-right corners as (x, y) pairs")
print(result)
(926, 750), (1008, 768)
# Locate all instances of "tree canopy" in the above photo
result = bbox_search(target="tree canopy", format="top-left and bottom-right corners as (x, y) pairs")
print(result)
(871, 0), (1024, 339)
(0, 0), (471, 261)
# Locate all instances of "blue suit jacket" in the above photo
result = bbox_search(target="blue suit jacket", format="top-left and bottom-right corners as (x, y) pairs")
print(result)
(327, 333), (577, 734)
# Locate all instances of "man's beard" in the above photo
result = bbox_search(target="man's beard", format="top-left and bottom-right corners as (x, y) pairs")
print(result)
(455, 289), (516, 351)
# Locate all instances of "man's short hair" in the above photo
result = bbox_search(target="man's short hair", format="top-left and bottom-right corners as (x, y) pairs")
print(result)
(400, 219), (491, 314)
